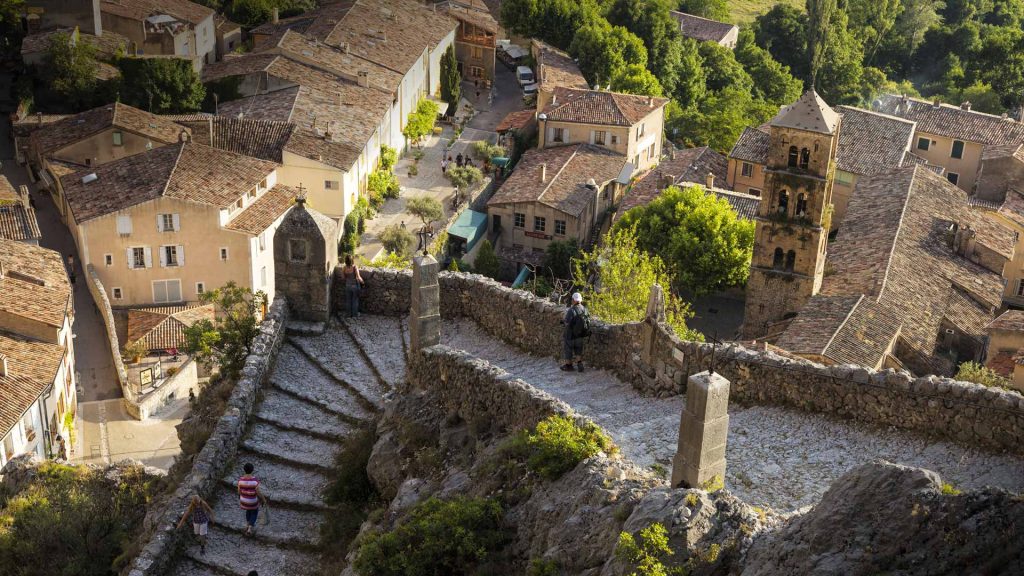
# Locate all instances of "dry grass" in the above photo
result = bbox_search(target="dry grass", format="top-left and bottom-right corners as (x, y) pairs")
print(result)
(728, 0), (803, 23)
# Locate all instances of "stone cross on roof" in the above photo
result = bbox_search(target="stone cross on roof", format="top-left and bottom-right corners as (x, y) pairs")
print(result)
(295, 182), (307, 205)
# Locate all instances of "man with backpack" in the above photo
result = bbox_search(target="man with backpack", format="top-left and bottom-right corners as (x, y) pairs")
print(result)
(561, 292), (590, 372)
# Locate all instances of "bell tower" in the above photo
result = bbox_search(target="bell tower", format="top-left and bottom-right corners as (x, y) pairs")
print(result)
(741, 91), (839, 339)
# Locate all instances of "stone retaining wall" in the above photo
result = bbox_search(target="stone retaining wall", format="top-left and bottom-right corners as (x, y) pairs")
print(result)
(85, 265), (131, 402)
(346, 269), (1024, 454)
(122, 298), (289, 576)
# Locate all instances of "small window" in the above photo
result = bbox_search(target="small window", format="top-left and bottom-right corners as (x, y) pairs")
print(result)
(951, 140), (965, 159)
(289, 238), (309, 263)
(835, 170), (854, 186)
(112, 131), (123, 146)
(799, 148), (810, 170)
(236, 198), (243, 209)
(514, 213), (525, 228)
(552, 128), (564, 143)
(85, 158), (92, 166)
(637, 123), (645, 138)
(220, 247), (229, 260)
(112, 287), (123, 299)
(163, 245), (179, 267)
(117, 214), (132, 235)
(554, 219), (566, 235)
(741, 162), (753, 177)
(917, 137), (930, 151)
(471, 46), (483, 59)
(777, 189), (789, 214)
(788, 146), (798, 167)
(247, 189), (256, 199)
(594, 131), (606, 145)
(748, 188), (761, 196)
(258, 232), (266, 251)
(947, 172), (960, 185)
(261, 266), (267, 287)
(160, 213), (175, 232)
(325, 180), (339, 190)
(611, 134), (618, 145)
(153, 279), (182, 304)
(795, 193), (807, 216)
(1017, 279), (1024, 297)
(104, 253), (113, 266)
(785, 250), (796, 272)
(772, 247), (784, 269)
(196, 282), (205, 295)
(534, 216), (546, 232)
(131, 247), (146, 269)
(258, 179), (267, 191)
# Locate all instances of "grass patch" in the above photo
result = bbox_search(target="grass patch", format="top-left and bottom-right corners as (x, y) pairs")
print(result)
(699, 475), (725, 493)
(504, 415), (615, 481)
(940, 483), (962, 496)
(728, 0), (803, 23)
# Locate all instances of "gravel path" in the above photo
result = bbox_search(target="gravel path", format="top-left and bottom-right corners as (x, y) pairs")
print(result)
(442, 318), (1024, 511)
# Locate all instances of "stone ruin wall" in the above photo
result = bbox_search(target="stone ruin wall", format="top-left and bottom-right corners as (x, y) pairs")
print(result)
(122, 299), (290, 576)
(349, 267), (1024, 455)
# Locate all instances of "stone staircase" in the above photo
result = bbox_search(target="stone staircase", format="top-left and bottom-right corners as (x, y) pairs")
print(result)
(166, 317), (405, 576)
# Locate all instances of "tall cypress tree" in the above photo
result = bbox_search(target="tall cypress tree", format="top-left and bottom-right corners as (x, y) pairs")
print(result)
(441, 45), (461, 112)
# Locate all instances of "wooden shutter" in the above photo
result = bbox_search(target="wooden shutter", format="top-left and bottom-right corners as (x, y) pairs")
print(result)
(177, 245), (185, 266)
(144, 247), (153, 268)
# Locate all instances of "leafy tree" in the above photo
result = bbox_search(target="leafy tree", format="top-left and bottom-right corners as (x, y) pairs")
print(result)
(752, 4), (809, 81)
(698, 41), (753, 93)
(341, 210), (362, 255)
(812, 6), (868, 104)
(668, 86), (775, 152)
(0, 462), (156, 576)
(608, 0), (684, 95)
(677, 0), (730, 21)
(229, 0), (274, 28)
(610, 63), (664, 96)
(0, 0), (25, 59)
(569, 21), (649, 87)
(573, 226), (700, 339)
(672, 38), (706, 108)
(543, 239), (580, 280)
(615, 185), (755, 296)
(42, 33), (102, 111)
(440, 44), (461, 111)
(447, 165), (483, 192)
(955, 361), (1010, 388)
(379, 224), (415, 258)
(368, 169), (401, 204)
(474, 239), (501, 279)
(956, 81), (1004, 113)
(379, 145), (398, 172)
(501, 0), (603, 49)
(402, 99), (440, 143)
(735, 29), (803, 107)
(615, 523), (682, 576)
(117, 57), (205, 113)
(183, 282), (268, 379)
(353, 497), (505, 576)
(847, 0), (903, 64)
(407, 196), (444, 227)
(807, 0), (839, 87)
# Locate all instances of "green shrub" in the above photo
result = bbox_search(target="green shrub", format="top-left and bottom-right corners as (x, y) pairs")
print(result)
(379, 224), (415, 258)
(353, 497), (505, 576)
(528, 558), (560, 576)
(380, 145), (398, 171)
(474, 239), (500, 280)
(940, 482), (962, 496)
(508, 415), (615, 481)
(368, 169), (401, 201)
(362, 252), (412, 270)
(471, 140), (506, 161)
(955, 361), (1010, 389)
(615, 523), (683, 576)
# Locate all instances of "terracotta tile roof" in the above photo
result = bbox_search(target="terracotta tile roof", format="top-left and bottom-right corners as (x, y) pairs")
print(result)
(986, 349), (1016, 377)
(770, 90), (839, 135)
(488, 144), (627, 216)
(225, 184), (298, 234)
(210, 117), (294, 162)
(543, 88), (669, 127)
(0, 239), (72, 329)
(201, 53), (281, 82)
(270, 28), (403, 90)
(533, 40), (588, 91)
(283, 126), (363, 170)
(617, 146), (729, 216)
(0, 176), (17, 202)
(100, 0), (214, 25)
(217, 87), (301, 122)
(439, 2), (499, 33)
(778, 165), (1011, 371)
(875, 93), (1024, 147)
(126, 304), (214, 351)
(729, 126), (770, 164)
(250, 10), (320, 37)
(987, 310), (1024, 332)
(669, 11), (737, 44)
(834, 106), (916, 176)
(215, 14), (242, 33)
(21, 28), (130, 57)
(0, 205), (42, 243)
(496, 109), (535, 132)
(29, 102), (187, 159)
(61, 142), (278, 223)
(0, 331), (65, 441)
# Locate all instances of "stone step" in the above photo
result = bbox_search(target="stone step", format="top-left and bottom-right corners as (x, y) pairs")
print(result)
(341, 315), (407, 389)
(183, 525), (321, 576)
(240, 421), (341, 472)
(208, 485), (323, 548)
(271, 343), (378, 419)
(168, 558), (225, 576)
(223, 449), (332, 509)
(255, 387), (356, 441)
(288, 331), (387, 409)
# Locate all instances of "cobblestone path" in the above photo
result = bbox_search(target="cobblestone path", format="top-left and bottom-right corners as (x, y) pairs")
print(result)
(442, 319), (1024, 512)
(168, 319), (401, 576)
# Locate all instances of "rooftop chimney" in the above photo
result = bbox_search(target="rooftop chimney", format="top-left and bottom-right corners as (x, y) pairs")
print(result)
(0, 354), (7, 377)
(933, 99), (941, 108)
(552, 93), (557, 105)
(648, 95), (653, 107)
(357, 70), (369, 88)
(540, 163), (547, 183)
(961, 101), (972, 111)
(272, 7), (279, 23)
(706, 172), (715, 189)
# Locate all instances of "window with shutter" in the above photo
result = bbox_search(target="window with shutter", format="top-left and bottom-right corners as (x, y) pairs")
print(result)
(117, 215), (132, 235)
(144, 247), (153, 268)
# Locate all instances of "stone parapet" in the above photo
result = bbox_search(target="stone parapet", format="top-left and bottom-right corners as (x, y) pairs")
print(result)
(121, 297), (289, 576)
(85, 264), (131, 402)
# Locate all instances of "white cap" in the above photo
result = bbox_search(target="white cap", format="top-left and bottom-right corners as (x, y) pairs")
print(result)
(571, 292), (583, 303)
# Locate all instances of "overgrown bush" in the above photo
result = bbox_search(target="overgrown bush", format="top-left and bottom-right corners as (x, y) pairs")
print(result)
(353, 496), (505, 576)
(322, 424), (381, 570)
(471, 140), (506, 161)
(955, 361), (1010, 389)
(0, 462), (157, 576)
(474, 239), (500, 280)
(368, 169), (401, 205)
(506, 415), (615, 480)
(615, 523), (683, 576)
(362, 252), (412, 269)
(380, 145), (398, 172)
(379, 224), (415, 258)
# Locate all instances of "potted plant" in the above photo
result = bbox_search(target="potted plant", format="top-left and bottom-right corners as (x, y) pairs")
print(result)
(123, 339), (148, 363)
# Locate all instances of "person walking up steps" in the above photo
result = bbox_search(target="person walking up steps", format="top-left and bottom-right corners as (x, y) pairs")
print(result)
(177, 494), (215, 554)
(238, 463), (267, 536)
(561, 292), (590, 372)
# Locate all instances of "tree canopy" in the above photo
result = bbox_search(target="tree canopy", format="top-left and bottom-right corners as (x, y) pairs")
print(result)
(614, 185), (755, 297)
(440, 44), (461, 110)
(41, 33), (104, 111)
(116, 57), (205, 113)
(183, 282), (267, 379)
(406, 196), (444, 227)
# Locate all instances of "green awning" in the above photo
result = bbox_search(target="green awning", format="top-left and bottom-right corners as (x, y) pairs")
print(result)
(448, 209), (488, 252)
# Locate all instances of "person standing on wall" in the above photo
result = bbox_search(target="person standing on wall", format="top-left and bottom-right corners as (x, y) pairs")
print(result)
(560, 292), (590, 373)
(341, 255), (365, 319)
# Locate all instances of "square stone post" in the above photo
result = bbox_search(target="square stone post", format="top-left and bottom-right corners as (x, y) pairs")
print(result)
(640, 284), (666, 364)
(410, 254), (440, 352)
(672, 370), (730, 489)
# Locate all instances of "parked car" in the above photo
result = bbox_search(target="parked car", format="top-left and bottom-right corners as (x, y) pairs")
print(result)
(516, 66), (535, 88)
(522, 82), (538, 97)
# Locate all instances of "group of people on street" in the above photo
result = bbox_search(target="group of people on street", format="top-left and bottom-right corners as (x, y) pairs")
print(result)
(442, 153), (476, 175)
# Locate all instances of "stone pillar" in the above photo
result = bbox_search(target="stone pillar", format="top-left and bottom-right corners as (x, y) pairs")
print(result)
(410, 254), (440, 352)
(672, 370), (730, 489)
(641, 284), (666, 364)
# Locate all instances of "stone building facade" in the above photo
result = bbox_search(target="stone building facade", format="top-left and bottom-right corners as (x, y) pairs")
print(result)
(741, 91), (838, 339)
(273, 199), (338, 323)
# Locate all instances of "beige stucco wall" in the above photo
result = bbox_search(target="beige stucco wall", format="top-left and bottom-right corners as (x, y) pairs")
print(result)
(979, 211), (1024, 306)
(278, 152), (352, 220)
(910, 131), (982, 192)
(50, 128), (173, 167)
(489, 202), (587, 255)
(537, 105), (663, 172)
(726, 158), (766, 195)
(455, 39), (495, 82)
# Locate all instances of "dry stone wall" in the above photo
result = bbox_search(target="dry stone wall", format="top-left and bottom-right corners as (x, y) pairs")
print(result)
(122, 298), (289, 576)
(346, 269), (1024, 455)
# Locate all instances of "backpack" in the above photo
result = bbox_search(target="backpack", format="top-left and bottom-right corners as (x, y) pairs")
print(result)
(571, 305), (591, 338)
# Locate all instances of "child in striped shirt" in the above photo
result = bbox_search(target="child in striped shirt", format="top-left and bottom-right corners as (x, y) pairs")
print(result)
(237, 463), (267, 536)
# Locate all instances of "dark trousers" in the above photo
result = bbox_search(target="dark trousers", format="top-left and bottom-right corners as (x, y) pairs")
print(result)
(345, 285), (360, 317)
(562, 335), (583, 363)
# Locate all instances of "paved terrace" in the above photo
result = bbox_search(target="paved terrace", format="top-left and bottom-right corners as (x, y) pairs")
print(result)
(166, 314), (1024, 575)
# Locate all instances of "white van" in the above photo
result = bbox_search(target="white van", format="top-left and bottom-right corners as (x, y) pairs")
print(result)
(522, 82), (538, 96)
(516, 66), (535, 87)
